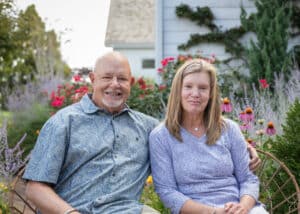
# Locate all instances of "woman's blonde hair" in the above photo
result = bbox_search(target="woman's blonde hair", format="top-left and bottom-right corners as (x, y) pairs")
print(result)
(165, 59), (225, 145)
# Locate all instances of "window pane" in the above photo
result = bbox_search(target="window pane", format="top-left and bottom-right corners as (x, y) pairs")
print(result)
(142, 59), (155, 69)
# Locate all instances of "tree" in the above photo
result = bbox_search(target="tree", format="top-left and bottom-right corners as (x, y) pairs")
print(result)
(243, 0), (292, 86)
(0, 3), (70, 109)
(0, 0), (18, 108)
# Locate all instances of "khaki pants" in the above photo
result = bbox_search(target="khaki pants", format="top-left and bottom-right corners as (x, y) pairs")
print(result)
(142, 205), (160, 214)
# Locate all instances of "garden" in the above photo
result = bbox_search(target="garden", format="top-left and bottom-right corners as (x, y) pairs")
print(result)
(1, 0), (300, 213)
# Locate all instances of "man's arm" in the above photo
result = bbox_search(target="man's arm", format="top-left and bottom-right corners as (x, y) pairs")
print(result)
(247, 145), (261, 171)
(26, 181), (80, 214)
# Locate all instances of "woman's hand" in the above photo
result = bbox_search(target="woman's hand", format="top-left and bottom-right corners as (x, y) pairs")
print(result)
(224, 202), (249, 214)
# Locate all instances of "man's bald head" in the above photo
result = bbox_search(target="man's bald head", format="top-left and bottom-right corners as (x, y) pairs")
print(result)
(94, 51), (131, 75)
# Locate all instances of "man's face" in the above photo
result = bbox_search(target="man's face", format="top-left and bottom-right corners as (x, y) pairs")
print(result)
(90, 58), (131, 113)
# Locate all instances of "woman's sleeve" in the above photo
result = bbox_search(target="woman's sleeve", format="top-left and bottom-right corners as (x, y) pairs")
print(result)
(228, 121), (259, 201)
(149, 129), (190, 214)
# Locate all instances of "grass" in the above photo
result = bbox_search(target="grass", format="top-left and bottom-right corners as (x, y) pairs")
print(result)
(0, 111), (12, 126)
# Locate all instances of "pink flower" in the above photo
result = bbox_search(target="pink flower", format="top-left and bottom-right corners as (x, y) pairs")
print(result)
(158, 84), (167, 91)
(177, 55), (187, 62)
(140, 84), (147, 90)
(246, 138), (256, 148)
(75, 86), (89, 94)
(245, 107), (254, 121)
(51, 96), (65, 108)
(137, 77), (146, 86)
(50, 91), (56, 100)
(161, 57), (174, 67)
(240, 123), (251, 131)
(239, 111), (247, 121)
(137, 77), (147, 90)
(259, 79), (269, 89)
(221, 97), (232, 113)
(73, 74), (82, 82)
(240, 107), (254, 122)
(266, 122), (276, 136)
(157, 68), (164, 73)
(130, 77), (135, 86)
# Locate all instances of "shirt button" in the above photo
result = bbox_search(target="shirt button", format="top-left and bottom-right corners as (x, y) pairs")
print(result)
(112, 173), (115, 177)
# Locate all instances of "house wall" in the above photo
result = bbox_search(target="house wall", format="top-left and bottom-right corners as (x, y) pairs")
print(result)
(156, 0), (299, 72)
(156, 0), (256, 63)
(114, 48), (158, 81)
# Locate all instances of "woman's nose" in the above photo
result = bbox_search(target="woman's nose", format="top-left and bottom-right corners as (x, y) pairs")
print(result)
(191, 88), (200, 97)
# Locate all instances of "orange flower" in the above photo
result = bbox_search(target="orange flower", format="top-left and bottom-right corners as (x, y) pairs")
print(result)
(223, 97), (230, 104)
(245, 107), (253, 114)
(146, 175), (153, 185)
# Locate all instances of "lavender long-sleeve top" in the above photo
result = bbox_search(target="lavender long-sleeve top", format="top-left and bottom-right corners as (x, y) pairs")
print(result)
(149, 119), (259, 214)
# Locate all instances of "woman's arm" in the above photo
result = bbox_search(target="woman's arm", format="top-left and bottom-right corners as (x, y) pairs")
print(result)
(26, 181), (80, 214)
(228, 121), (259, 211)
(181, 200), (225, 214)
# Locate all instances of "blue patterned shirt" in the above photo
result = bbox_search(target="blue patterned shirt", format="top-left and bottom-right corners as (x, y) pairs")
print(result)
(23, 94), (159, 213)
(149, 119), (259, 214)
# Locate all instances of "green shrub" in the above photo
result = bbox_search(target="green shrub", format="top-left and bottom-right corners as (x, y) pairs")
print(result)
(127, 77), (166, 119)
(269, 99), (300, 184)
(140, 176), (170, 214)
(7, 103), (51, 156)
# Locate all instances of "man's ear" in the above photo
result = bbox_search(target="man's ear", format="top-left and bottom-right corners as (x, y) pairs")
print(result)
(89, 72), (95, 83)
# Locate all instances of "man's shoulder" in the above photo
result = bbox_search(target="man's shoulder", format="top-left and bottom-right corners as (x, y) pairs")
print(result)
(48, 102), (84, 123)
(129, 109), (160, 126)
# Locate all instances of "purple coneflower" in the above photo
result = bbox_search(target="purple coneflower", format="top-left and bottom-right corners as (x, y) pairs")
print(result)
(266, 122), (276, 136)
(221, 97), (232, 113)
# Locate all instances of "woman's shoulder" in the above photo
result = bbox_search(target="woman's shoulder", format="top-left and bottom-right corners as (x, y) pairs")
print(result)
(223, 117), (240, 129)
(150, 122), (168, 136)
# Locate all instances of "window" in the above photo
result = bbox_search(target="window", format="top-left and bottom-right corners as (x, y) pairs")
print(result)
(142, 59), (155, 69)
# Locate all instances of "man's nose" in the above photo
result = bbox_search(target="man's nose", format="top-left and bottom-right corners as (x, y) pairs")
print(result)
(111, 76), (120, 86)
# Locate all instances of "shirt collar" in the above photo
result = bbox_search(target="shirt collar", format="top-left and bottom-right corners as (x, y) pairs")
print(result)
(80, 94), (131, 115)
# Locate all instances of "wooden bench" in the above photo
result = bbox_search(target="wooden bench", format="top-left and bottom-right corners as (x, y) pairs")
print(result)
(8, 150), (300, 213)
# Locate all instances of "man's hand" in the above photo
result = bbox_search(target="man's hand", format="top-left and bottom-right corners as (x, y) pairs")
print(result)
(247, 145), (261, 171)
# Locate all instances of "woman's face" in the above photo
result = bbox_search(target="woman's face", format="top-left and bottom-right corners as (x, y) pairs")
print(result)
(181, 71), (211, 116)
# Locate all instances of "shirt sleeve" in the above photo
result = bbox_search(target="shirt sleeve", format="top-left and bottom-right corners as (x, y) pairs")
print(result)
(227, 120), (259, 201)
(23, 113), (68, 184)
(149, 127), (190, 214)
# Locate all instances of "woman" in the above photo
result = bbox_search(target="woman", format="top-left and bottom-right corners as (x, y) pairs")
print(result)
(149, 59), (268, 214)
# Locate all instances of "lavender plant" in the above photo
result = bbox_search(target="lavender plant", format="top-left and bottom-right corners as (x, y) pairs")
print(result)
(7, 73), (64, 112)
(0, 120), (29, 181)
(228, 66), (300, 146)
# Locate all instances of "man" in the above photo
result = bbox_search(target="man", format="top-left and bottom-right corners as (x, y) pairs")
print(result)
(23, 52), (260, 213)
